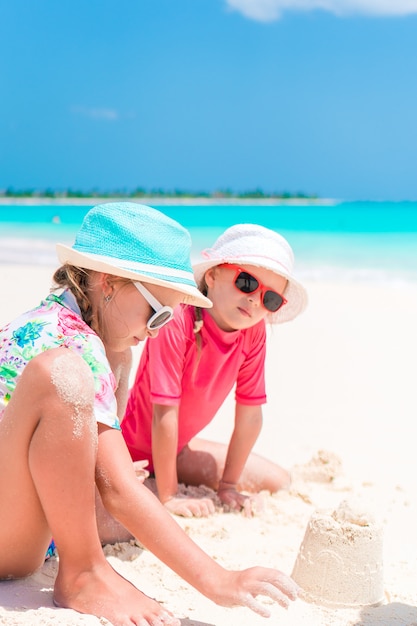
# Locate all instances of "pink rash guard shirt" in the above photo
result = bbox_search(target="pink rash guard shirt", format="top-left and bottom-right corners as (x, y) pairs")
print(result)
(122, 304), (267, 470)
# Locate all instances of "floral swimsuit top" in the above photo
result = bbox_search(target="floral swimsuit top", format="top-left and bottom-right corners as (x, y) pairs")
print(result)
(0, 289), (120, 430)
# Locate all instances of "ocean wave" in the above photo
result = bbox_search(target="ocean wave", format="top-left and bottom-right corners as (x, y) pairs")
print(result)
(297, 264), (417, 286)
(2, 236), (417, 286)
(0, 237), (60, 267)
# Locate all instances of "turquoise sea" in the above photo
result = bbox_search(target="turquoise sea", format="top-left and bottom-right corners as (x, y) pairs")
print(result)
(1, 201), (417, 284)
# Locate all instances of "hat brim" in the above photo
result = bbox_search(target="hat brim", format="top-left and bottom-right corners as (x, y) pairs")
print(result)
(57, 244), (212, 309)
(193, 258), (307, 323)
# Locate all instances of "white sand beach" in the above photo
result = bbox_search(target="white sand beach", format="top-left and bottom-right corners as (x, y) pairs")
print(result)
(1, 263), (416, 626)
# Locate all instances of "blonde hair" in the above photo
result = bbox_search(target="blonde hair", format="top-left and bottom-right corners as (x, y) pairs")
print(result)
(189, 275), (210, 380)
(193, 274), (208, 331)
(53, 265), (94, 327)
(52, 264), (131, 337)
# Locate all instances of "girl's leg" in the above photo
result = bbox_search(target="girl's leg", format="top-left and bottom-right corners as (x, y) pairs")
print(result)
(96, 459), (151, 545)
(95, 488), (135, 545)
(0, 348), (179, 626)
(176, 437), (290, 492)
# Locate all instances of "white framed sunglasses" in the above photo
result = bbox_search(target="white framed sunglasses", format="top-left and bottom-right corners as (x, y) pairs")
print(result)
(134, 282), (174, 330)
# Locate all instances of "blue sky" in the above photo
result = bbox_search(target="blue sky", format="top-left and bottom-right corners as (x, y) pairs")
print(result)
(1, 0), (417, 201)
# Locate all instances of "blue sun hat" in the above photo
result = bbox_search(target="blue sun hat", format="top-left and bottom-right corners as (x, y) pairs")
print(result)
(56, 202), (212, 308)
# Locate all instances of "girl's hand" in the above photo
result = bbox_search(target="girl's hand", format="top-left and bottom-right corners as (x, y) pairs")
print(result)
(164, 494), (216, 518)
(212, 567), (299, 617)
(132, 459), (150, 483)
(217, 481), (263, 516)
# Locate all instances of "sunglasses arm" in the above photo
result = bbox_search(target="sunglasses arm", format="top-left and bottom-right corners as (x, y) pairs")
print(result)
(134, 281), (164, 312)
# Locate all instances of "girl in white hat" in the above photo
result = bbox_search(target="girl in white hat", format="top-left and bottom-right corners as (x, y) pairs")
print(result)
(0, 206), (298, 626)
(123, 223), (308, 518)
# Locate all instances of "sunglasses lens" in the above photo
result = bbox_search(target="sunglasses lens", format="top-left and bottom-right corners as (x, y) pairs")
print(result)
(148, 309), (173, 330)
(263, 290), (284, 312)
(232, 268), (286, 313)
(235, 272), (259, 293)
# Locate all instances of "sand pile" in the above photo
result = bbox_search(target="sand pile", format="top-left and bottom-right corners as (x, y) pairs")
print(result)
(292, 499), (384, 607)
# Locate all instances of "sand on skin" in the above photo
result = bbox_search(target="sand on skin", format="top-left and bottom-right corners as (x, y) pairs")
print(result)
(0, 264), (416, 626)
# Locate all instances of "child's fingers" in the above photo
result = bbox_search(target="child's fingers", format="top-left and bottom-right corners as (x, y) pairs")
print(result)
(238, 574), (299, 616)
(239, 593), (272, 618)
(133, 459), (150, 482)
(255, 571), (300, 602)
(165, 496), (215, 518)
(218, 487), (247, 509)
(251, 580), (293, 607)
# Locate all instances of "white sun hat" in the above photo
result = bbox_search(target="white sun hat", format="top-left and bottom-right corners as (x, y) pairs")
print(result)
(56, 202), (212, 309)
(193, 223), (307, 323)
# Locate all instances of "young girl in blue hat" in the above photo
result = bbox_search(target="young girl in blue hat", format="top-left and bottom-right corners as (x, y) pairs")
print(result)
(0, 204), (299, 626)
(122, 223), (308, 518)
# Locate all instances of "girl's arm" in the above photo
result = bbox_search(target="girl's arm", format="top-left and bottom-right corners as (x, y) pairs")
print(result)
(95, 424), (298, 617)
(152, 403), (180, 502)
(109, 347), (149, 478)
(152, 403), (215, 517)
(218, 403), (262, 511)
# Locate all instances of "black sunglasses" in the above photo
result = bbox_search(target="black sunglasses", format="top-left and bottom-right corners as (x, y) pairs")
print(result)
(219, 264), (287, 313)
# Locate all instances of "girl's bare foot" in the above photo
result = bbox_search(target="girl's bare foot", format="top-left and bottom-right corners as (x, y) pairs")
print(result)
(54, 559), (180, 626)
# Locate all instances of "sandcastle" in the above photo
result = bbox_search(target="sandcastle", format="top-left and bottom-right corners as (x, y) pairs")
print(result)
(291, 500), (384, 608)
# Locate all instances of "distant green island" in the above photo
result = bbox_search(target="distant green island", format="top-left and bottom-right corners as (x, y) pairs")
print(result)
(0, 187), (317, 201)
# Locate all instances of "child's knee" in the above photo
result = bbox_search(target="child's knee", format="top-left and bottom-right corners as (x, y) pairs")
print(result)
(270, 466), (291, 492)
